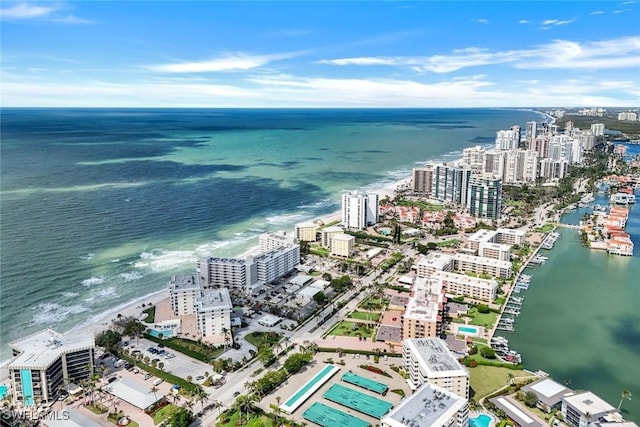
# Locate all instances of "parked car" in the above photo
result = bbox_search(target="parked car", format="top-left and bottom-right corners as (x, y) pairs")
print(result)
(233, 391), (240, 397)
(195, 376), (205, 381)
(144, 374), (152, 380)
(108, 377), (118, 383)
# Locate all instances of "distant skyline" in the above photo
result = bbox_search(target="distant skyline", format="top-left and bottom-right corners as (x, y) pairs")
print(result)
(1, 1), (639, 108)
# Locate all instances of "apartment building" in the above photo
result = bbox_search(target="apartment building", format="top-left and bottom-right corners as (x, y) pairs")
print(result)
(436, 271), (498, 302)
(431, 164), (472, 206)
(495, 228), (526, 246)
(251, 244), (301, 285)
(321, 225), (345, 248)
(402, 338), (469, 398)
(461, 146), (486, 172)
(170, 273), (201, 316)
(453, 253), (512, 279)
(195, 288), (233, 337)
(341, 190), (379, 230)
(197, 257), (254, 291)
(495, 126), (521, 150)
(562, 392), (618, 427)
(381, 382), (469, 427)
(467, 175), (502, 220)
(8, 329), (94, 407)
(295, 221), (318, 242)
(415, 252), (454, 278)
(330, 233), (355, 257)
(412, 167), (433, 195)
(259, 231), (295, 253)
(402, 277), (447, 339)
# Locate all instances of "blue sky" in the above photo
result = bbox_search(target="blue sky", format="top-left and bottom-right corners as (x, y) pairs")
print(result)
(1, 1), (639, 107)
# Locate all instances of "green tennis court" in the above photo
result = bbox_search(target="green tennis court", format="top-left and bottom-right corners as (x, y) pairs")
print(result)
(341, 372), (388, 394)
(303, 402), (370, 427)
(323, 383), (393, 418)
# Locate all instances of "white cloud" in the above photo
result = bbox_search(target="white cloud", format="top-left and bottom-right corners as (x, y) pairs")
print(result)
(146, 52), (302, 73)
(590, 11), (605, 15)
(0, 2), (58, 19)
(519, 20), (530, 24)
(475, 19), (489, 24)
(318, 36), (640, 73)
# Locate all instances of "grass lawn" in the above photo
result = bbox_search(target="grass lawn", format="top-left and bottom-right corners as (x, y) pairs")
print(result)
(465, 307), (499, 328)
(217, 410), (273, 427)
(494, 297), (506, 306)
(142, 305), (156, 323)
(437, 239), (461, 247)
(310, 245), (330, 257)
(533, 224), (555, 233)
(469, 365), (536, 399)
(348, 311), (381, 322)
(358, 297), (388, 310)
(326, 321), (375, 338)
(244, 331), (281, 349)
(153, 403), (178, 425)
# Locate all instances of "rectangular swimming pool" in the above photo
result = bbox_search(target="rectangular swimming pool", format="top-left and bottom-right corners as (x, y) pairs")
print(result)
(458, 326), (478, 334)
(280, 364), (340, 414)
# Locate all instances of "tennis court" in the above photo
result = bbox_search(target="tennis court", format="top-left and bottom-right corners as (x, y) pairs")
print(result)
(341, 372), (388, 394)
(323, 383), (393, 418)
(303, 402), (370, 427)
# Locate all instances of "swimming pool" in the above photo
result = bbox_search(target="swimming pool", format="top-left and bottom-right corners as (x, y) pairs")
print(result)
(0, 385), (8, 400)
(470, 414), (492, 427)
(149, 329), (173, 338)
(458, 325), (479, 334)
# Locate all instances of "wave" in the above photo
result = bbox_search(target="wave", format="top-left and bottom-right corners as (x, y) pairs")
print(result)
(118, 271), (147, 282)
(30, 302), (90, 325)
(265, 212), (307, 225)
(62, 291), (80, 298)
(80, 253), (95, 260)
(82, 276), (105, 287)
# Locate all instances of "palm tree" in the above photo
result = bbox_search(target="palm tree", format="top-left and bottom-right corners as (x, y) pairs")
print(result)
(196, 386), (209, 411)
(222, 327), (231, 350)
(617, 388), (632, 411)
(234, 394), (257, 425)
(150, 386), (159, 404)
(507, 372), (515, 386)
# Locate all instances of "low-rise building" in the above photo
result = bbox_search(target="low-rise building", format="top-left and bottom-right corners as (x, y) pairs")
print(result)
(8, 329), (95, 407)
(259, 231), (295, 253)
(521, 378), (574, 413)
(415, 252), (454, 277)
(381, 382), (469, 427)
(453, 253), (512, 279)
(321, 225), (344, 248)
(402, 338), (470, 398)
(295, 221), (318, 242)
(436, 271), (498, 302)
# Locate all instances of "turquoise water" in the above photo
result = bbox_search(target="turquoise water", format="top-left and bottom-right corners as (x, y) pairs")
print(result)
(469, 414), (492, 427)
(149, 329), (173, 338)
(498, 187), (640, 422)
(284, 364), (337, 407)
(0, 385), (8, 400)
(459, 326), (479, 334)
(20, 369), (34, 406)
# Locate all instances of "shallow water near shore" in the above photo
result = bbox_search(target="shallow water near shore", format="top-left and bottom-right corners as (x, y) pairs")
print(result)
(498, 190), (640, 422)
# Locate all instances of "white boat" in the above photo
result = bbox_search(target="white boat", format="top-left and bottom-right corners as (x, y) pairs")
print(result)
(610, 193), (636, 204)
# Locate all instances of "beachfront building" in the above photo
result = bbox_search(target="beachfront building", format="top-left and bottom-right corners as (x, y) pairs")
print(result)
(402, 338), (470, 398)
(195, 288), (233, 337)
(381, 382), (469, 427)
(562, 391), (619, 427)
(467, 175), (502, 220)
(169, 273), (202, 316)
(197, 257), (253, 291)
(430, 164), (472, 207)
(250, 244), (301, 285)
(462, 146), (486, 172)
(539, 158), (569, 180)
(590, 123), (605, 137)
(526, 121), (539, 143)
(453, 253), (513, 279)
(402, 277), (447, 340)
(495, 126), (521, 150)
(295, 221), (318, 242)
(259, 231), (295, 253)
(341, 190), (379, 230)
(330, 233), (355, 257)
(412, 167), (433, 195)
(437, 271), (498, 302)
(321, 225), (345, 248)
(7, 329), (95, 407)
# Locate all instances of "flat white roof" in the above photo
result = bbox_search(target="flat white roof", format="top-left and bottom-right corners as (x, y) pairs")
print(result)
(435, 271), (498, 290)
(493, 397), (538, 426)
(468, 229), (497, 243)
(332, 233), (355, 242)
(404, 338), (468, 379)
(9, 329), (94, 370)
(563, 391), (615, 415)
(197, 288), (232, 310)
(290, 275), (314, 286)
(298, 286), (321, 298)
(418, 252), (454, 270)
(531, 378), (566, 397)
(44, 409), (102, 427)
(382, 383), (467, 427)
(104, 377), (162, 410)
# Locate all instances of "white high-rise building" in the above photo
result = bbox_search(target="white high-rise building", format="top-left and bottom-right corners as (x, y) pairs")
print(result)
(195, 288), (233, 338)
(341, 190), (379, 230)
(170, 273), (202, 316)
(430, 164), (472, 206)
(381, 383), (469, 427)
(526, 121), (538, 143)
(503, 150), (539, 184)
(461, 146), (486, 172)
(259, 231), (295, 253)
(250, 244), (301, 285)
(402, 338), (470, 398)
(495, 126), (521, 150)
(590, 123), (605, 137)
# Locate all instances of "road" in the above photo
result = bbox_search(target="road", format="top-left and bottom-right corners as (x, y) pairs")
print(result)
(194, 270), (382, 427)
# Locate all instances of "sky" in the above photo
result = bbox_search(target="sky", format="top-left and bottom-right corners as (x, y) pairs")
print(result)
(1, 1), (639, 108)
